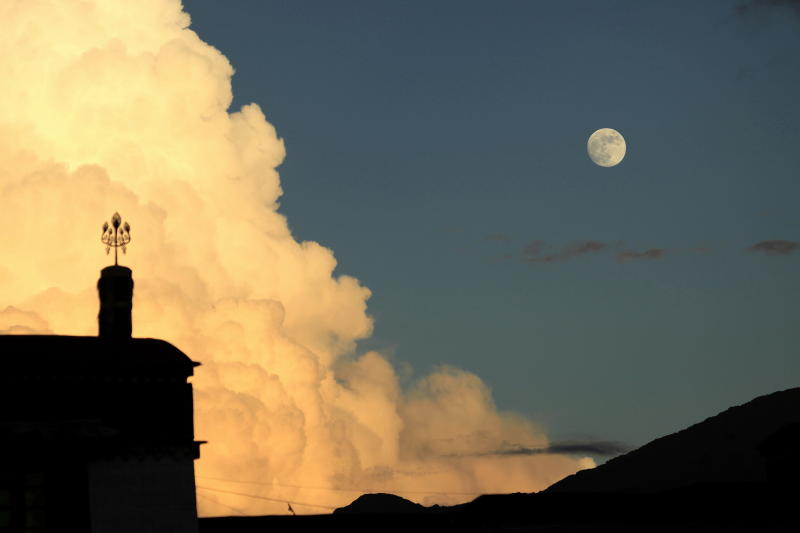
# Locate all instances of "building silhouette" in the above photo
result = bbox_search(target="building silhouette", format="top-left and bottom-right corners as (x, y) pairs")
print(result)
(0, 265), (202, 532)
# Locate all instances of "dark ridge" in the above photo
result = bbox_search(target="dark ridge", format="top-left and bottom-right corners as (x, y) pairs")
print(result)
(333, 493), (426, 514)
(546, 386), (800, 493)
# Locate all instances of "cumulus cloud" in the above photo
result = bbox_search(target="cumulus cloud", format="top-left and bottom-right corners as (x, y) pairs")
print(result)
(0, 0), (588, 515)
(748, 240), (800, 255)
(0, 306), (53, 335)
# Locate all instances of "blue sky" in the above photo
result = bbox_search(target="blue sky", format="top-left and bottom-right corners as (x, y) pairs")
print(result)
(184, 0), (800, 447)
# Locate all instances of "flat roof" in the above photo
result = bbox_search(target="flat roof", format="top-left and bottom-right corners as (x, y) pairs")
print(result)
(0, 335), (199, 377)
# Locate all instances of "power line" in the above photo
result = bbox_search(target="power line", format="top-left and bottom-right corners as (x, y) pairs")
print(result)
(196, 485), (338, 511)
(197, 493), (248, 516)
(196, 475), (482, 497)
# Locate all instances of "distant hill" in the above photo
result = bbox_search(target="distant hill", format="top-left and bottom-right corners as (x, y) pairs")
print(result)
(333, 493), (426, 514)
(547, 387), (800, 493)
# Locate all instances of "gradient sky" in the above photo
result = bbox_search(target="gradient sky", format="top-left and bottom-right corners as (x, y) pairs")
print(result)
(183, 0), (800, 449)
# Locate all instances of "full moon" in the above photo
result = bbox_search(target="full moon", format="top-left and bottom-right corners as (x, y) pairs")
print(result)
(587, 128), (626, 167)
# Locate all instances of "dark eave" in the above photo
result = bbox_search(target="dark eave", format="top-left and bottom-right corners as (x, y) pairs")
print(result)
(0, 335), (199, 377)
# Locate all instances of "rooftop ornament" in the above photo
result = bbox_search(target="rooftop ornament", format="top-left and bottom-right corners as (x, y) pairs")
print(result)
(101, 212), (131, 266)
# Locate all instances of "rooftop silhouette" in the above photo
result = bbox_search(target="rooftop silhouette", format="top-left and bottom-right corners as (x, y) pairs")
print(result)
(0, 212), (202, 533)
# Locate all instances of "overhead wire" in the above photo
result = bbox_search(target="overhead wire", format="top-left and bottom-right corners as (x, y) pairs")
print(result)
(196, 485), (338, 511)
(197, 493), (248, 516)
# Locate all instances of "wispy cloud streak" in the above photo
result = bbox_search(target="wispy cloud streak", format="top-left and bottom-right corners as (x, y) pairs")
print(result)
(616, 248), (666, 263)
(446, 441), (631, 458)
(748, 240), (800, 255)
(523, 240), (608, 263)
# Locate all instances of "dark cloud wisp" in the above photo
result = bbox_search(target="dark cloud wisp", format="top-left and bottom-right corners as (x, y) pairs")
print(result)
(616, 248), (666, 263)
(748, 240), (800, 255)
(522, 240), (608, 263)
(445, 441), (631, 458)
(522, 241), (671, 265)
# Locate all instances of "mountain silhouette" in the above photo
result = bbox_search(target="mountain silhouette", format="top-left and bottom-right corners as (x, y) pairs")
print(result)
(333, 493), (426, 514)
(546, 386), (800, 493)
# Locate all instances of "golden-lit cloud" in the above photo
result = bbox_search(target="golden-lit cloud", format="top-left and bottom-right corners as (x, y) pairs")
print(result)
(0, 0), (590, 515)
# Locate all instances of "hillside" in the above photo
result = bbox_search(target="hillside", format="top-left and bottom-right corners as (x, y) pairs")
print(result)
(546, 387), (800, 493)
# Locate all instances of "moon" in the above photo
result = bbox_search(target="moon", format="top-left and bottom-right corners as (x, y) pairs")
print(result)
(587, 128), (626, 167)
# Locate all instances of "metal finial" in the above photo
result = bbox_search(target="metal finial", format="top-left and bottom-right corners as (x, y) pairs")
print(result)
(101, 212), (131, 266)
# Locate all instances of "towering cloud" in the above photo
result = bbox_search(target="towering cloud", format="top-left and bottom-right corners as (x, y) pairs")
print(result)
(0, 0), (589, 515)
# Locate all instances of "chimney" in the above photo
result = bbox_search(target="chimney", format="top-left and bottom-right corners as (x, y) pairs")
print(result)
(97, 265), (134, 339)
